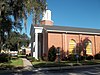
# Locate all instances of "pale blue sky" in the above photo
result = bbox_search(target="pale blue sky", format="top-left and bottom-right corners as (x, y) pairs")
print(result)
(22, 0), (100, 37)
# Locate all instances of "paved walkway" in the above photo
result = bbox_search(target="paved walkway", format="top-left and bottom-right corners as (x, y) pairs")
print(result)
(21, 58), (33, 71)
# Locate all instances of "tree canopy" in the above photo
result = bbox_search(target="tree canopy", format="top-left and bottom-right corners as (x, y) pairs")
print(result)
(5, 32), (30, 49)
(0, 0), (46, 51)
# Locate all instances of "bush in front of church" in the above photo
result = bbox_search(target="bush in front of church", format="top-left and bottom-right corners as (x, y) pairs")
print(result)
(94, 52), (100, 59)
(86, 55), (93, 60)
(48, 45), (57, 61)
(67, 54), (77, 61)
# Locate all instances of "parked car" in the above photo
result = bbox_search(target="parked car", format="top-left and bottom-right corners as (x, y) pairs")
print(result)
(10, 51), (18, 56)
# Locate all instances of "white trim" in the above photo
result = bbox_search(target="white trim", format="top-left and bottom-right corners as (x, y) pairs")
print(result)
(47, 30), (66, 33)
(47, 30), (100, 35)
(35, 27), (43, 33)
(34, 27), (43, 29)
(35, 33), (38, 60)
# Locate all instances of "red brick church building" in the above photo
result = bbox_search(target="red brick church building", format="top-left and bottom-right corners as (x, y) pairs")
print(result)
(30, 9), (100, 60)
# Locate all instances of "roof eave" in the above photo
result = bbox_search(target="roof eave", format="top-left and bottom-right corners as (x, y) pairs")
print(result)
(47, 29), (100, 35)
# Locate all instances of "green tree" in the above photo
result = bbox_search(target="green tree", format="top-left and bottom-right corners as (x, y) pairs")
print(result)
(4, 32), (30, 51)
(4, 32), (20, 50)
(0, 0), (46, 52)
(25, 0), (46, 25)
(0, 0), (24, 51)
(19, 33), (30, 48)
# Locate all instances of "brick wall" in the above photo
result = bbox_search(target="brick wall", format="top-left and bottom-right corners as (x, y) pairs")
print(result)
(47, 32), (100, 57)
(40, 20), (53, 26)
(95, 35), (100, 54)
(48, 32), (63, 49)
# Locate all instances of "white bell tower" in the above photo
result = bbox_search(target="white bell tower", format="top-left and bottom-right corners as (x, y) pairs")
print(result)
(42, 10), (51, 21)
(41, 7), (53, 26)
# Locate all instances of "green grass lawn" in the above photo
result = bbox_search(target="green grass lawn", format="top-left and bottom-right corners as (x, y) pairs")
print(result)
(10, 58), (23, 67)
(32, 61), (79, 68)
(0, 58), (23, 70)
(32, 60), (100, 68)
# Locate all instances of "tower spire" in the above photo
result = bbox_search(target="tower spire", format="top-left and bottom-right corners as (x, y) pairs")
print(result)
(46, 3), (48, 10)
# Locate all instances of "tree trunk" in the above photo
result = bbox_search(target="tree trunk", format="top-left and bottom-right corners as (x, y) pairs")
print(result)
(0, 9), (1, 52)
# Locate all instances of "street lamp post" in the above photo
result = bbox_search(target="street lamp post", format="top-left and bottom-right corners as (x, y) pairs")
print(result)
(57, 47), (60, 63)
(76, 54), (79, 63)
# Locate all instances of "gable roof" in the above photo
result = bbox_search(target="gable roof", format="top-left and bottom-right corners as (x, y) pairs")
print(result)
(35, 25), (100, 34)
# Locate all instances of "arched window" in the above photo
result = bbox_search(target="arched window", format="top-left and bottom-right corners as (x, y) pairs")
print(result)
(69, 39), (76, 54)
(83, 40), (92, 55)
(86, 41), (92, 54)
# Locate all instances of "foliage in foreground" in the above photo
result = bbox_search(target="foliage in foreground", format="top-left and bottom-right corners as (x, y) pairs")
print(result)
(0, 0), (46, 51)
(0, 53), (11, 63)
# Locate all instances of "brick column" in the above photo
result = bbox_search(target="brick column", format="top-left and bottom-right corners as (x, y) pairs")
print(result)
(94, 35), (97, 55)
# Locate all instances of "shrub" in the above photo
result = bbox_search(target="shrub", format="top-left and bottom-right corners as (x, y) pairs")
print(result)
(26, 54), (28, 57)
(29, 53), (31, 56)
(62, 56), (68, 61)
(80, 55), (85, 60)
(67, 54), (77, 61)
(48, 45), (57, 61)
(42, 53), (47, 61)
(86, 55), (93, 60)
(79, 55), (93, 60)
(94, 53), (100, 59)
(67, 54), (84, 61)
(0, 53), (11, 63)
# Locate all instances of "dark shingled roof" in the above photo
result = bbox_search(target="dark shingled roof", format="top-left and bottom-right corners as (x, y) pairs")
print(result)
(36, 25), (100, 34)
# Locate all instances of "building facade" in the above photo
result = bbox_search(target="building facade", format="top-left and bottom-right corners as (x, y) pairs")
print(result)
(30, 9), (100, 60)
